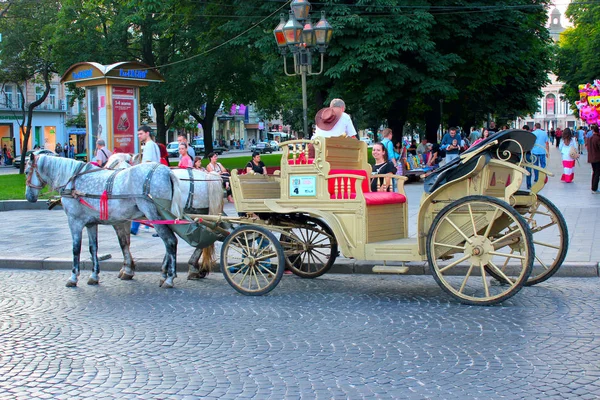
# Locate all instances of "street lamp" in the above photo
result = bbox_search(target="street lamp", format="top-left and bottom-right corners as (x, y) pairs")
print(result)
(273, 2), (333, 138)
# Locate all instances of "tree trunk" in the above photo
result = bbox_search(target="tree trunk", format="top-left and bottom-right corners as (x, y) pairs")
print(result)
(190, 101), (218, 156)
(424, 99), (442, 144)
(387, 99), (409, 144)
(19, 69), (51, 174)
(154, 103), (167, 144)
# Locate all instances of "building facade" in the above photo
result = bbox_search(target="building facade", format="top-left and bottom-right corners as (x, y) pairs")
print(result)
(516, 8), (578, 131)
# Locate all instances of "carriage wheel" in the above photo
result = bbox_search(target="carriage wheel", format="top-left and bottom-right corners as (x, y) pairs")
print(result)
(220, 226), (285, 296)
(426, 196), (533, 305)
(493, 192), (568, 286)
(279, 217), (338, 278)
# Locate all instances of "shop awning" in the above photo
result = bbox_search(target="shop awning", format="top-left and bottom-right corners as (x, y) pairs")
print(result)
(67, 128), (87, 135)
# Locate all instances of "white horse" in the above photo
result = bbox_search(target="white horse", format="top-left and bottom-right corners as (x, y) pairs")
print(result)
(25, 153), (184, 288)
(104, 153), (225, 279)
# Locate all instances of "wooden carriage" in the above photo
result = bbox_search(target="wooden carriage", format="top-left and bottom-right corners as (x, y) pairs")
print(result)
(206, 130), (567, 305)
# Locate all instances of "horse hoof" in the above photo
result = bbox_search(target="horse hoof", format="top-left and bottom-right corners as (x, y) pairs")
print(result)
(120, 273), (134, 280)
(65, 280), (77, 288)
(161, 281), (173, 289)
(87, 278), (99, 285)
(187, 271), (207, 280)
(117, 270), (124, 279)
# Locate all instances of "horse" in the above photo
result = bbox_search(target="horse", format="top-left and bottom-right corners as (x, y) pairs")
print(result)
(106, 154), (225, 279)
(25, 153), (184, 288)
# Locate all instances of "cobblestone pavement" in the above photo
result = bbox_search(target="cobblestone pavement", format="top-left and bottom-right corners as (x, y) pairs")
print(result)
(0, 271), (599, 399)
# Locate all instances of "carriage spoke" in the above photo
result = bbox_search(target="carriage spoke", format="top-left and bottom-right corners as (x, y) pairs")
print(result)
(489, 251), (526, 260)
(530, 221), (557, 234)
(480, 264), (490, 297)
(433, 242), (466, 250)
(254, 252), (278, 262)
(534, 254), (551, 271)
(533, 240), (561, 250)
(439, 254), (471, 273)
(459, 263), (476, 294)
(468, 204), (478, 236)
(483, 208), (501, 238)
(443, 217), (473, 244)
(486, 261), (516, 286)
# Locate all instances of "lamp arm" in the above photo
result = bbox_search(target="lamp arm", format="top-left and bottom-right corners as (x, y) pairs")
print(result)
(283, 55), (296, 77)
(307, 52), (324, 76)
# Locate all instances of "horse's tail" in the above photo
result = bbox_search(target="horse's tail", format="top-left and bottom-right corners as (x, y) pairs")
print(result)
(200, 244), (215, 274)
(207, 172), (224, 215)
(169, 172), (184, 218)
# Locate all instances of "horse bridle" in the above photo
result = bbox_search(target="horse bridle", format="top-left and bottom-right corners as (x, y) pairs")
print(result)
(25, 155), (47, 190)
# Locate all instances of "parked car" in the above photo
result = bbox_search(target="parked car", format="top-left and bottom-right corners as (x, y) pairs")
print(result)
(360, 137), (373, 146)
(191, 139), (226, 155)
(250, 142), (274, 154)
(269, 140), (280, 151)
(166, 141), (180, 158)
(14, 149), (56, 169)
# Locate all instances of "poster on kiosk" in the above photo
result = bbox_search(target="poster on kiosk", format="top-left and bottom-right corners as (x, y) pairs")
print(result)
(112, 87), (138, 154)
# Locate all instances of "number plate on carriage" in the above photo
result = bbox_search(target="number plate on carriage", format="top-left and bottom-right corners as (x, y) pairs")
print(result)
(290, 175), (316, 197)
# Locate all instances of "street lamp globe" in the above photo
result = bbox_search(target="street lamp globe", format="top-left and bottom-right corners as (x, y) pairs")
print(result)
(302, 19), (316, 48)
(314, 11), (333, 50)
(283, 10), (303, 47)
(291, 0), (311, 22)
(273, 14), (287, 49)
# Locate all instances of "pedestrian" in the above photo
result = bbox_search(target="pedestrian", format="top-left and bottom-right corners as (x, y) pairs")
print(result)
(370, 142), (397, 192)
(193, 156), (206, 171)
(64, 143), (69, 157)
(588, 125), (600, 194)
(2, 144), (7, 165)
(314, 98), (358, 138)
(555, 127), (562, 148)
(69, 143), (75, 158)
(482, 129), (490, 140)
(577, 126), (586, 155)
(177, 143), (193, 168)
(440, 127), (461, 163)
(177, 134), (195, 159)
(526, 123), (549, 190)
(157, 142), (170, 166)
(558, 128), (578, 183)
(131, 126), (160, 235)
(469, 128), (481, 144)
(94, 139), (113, 168)
(240, 138), (245, 150)
(55, 142), (63, 157)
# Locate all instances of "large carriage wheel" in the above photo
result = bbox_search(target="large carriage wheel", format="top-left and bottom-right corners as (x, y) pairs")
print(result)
(279, 217), (338, 278)
(220, 225), (285, 296)
(426, 196), (533, 305)
(492, 192), (568, 286)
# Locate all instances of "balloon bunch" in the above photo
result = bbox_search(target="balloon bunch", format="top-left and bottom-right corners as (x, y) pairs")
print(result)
(576, 81), (600, 125)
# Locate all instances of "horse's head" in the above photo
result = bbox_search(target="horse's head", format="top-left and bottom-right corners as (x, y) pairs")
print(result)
(25, 153), (47, 202)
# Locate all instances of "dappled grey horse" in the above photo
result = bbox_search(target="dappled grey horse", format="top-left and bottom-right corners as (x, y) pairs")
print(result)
(105, 153), (224, 279)
(25, 153), (183, 288)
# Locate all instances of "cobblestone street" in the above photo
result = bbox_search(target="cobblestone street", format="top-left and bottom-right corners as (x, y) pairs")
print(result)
(1, 271), (599, 399)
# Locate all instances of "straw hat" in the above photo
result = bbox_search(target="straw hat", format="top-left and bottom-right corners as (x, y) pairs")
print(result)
(315, 107), (342, 131)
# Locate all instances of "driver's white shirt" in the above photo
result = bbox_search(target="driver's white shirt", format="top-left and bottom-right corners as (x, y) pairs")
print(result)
(142, 140), (160, 163)
(315, 113), (357, 138)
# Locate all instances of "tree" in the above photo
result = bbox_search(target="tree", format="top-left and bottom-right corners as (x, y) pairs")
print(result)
(0, 0), (60, 173)
(555, 3), (600, 109)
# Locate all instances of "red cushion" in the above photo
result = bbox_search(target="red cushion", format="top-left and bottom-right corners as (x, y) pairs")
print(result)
(328, 169), (370, 199)
(364, 192), (407, 206)
(287, 158), (314, 165)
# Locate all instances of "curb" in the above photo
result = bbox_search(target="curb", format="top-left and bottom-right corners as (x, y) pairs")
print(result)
(0, 200), (61, 212)
(0, 257), (598, 278)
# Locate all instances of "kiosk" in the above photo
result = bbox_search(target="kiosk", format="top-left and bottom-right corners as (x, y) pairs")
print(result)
(60, 62), (164, 161)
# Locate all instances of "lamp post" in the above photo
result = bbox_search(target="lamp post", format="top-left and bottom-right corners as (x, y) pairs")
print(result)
(273, 0), (333, 138)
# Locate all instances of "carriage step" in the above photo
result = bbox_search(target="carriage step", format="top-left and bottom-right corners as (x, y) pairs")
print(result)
(372, 265), (409, 274)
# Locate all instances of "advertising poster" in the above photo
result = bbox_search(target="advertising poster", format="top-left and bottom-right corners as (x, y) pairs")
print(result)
(112, 87), (136, 153)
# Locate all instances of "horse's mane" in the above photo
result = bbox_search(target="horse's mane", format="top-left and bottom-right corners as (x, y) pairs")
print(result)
(38, 155), (88, 190)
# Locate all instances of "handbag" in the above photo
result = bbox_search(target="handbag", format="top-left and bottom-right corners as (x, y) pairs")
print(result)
(569, 146), (580, 160)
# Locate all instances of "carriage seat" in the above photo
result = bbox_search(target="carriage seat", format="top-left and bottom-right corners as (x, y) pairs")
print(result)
(327, 169), (406, 205)
(424, 153), (490, 194)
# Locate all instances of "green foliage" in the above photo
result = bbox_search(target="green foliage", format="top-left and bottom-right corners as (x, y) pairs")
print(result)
(555, 3), (600, 109)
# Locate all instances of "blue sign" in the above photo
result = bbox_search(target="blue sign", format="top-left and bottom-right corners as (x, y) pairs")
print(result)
(72, 69), (93, 80)
(119, 69), (148, 79)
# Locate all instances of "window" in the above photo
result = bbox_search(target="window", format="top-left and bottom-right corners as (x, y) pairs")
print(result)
(17, 91), (23, 108)
(3, 84), (13, 108)
(546, 94), (556, 115)
(35, 86), (43, 101)
(48, 87), (57, 109)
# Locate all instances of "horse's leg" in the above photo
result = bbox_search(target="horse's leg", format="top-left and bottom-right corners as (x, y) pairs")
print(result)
(154, 224), (178, 289)
(187, 247), (206, 280)
(66, 220), (85, 287)
(86, 224), (100, 285)
(113, 222), (135, 280)
(159, 254), (168, 287)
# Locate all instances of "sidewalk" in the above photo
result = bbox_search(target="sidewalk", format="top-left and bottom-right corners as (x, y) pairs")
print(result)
(1, 144), (598, 277)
